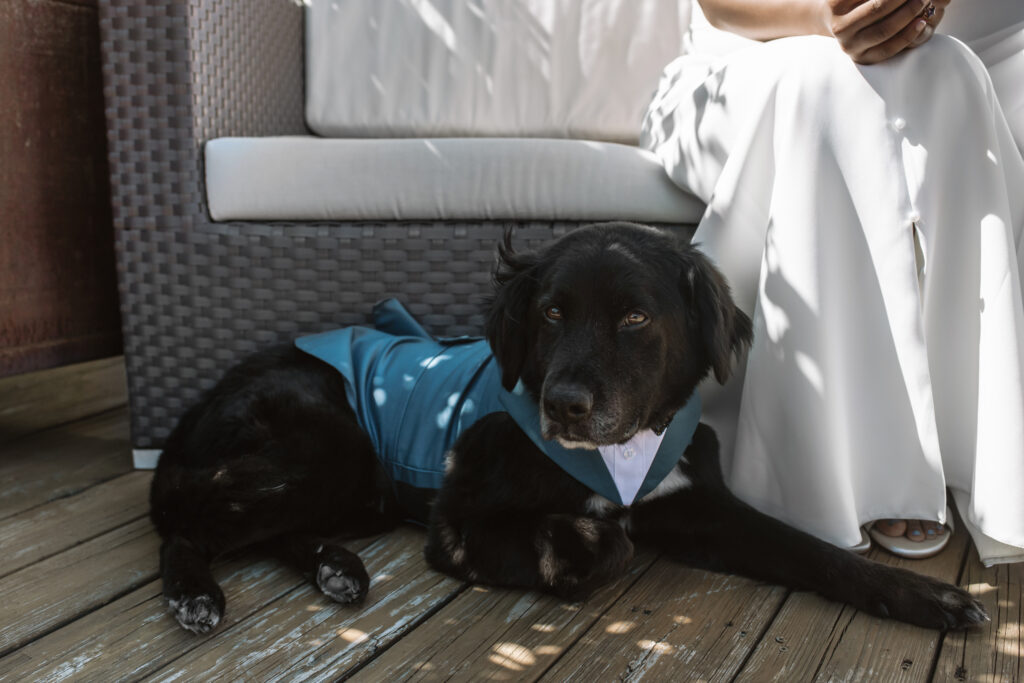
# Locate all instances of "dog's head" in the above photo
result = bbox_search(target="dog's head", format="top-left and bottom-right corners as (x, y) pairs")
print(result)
(486, 222), (752, 448)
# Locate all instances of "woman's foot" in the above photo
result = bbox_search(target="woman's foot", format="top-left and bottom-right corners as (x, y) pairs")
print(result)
(874, 519), (948, 542)
(868, 511), (953, 559)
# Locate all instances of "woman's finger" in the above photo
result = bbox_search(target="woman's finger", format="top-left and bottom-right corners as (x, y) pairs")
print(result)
(842, 0), (932, 55)
(855, 14), (929, 63)
(831, 0), (923, 37)
(909, 5), (943, 47)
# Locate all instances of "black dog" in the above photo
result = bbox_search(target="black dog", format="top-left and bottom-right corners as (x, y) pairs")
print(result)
(150, 222), (987, 634)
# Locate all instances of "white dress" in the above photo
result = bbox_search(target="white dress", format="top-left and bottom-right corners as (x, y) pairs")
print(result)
(641, 1), (1024, 565)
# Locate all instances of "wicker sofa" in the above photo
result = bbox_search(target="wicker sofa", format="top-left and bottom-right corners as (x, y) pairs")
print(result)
(97, 0), (704, 466)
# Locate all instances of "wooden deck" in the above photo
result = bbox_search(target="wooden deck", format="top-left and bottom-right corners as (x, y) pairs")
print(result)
(0, 361), (1020, 681)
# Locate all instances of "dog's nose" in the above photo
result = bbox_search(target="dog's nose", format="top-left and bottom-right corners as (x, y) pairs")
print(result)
(543, 384), (593, 425)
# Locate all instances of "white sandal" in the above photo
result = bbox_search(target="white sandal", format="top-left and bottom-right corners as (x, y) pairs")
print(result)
(849, 527), (872, 554)
(868, 507), (954, 559)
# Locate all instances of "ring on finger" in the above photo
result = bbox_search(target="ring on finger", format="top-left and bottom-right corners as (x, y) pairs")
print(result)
(923, 3), (936, 19)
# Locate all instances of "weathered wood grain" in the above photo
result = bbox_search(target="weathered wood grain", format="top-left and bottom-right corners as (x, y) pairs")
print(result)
(0, 540), (377, 682)
(0, 516), (160, 656)
(0, 356), (126, 443)
(539, 558), (788, 682)
(0, 408), (131, 521)
(0, 470), (150, 578)
(734, 526), (969, 682)
(933, 549), (1023, 683)
(1, 413), (1016, 682)
(143, 526), (464, 682)
(351, 552), (659, 682)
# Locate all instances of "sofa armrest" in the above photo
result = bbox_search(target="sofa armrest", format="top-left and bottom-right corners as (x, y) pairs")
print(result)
(98, 0), (306, 229)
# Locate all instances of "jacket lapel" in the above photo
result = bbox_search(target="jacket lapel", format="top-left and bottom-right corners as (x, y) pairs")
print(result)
(499, 382), (701, 505)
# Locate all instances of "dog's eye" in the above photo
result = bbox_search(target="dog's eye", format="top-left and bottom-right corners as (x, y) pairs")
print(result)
(544, 306), (563, 321)
(622, 311), (648, 328)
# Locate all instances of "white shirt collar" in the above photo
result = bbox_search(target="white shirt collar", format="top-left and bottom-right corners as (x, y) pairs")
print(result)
(597, 429), (667, 506)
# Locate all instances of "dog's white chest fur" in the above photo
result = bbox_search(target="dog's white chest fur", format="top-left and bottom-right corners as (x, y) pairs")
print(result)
(597, 429), (665, 505)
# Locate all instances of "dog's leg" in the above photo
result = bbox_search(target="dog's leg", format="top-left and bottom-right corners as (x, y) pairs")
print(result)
(630, 456), (988, 630)
(153, 452), (392, 632)
(428, 413), (633, 600)
(152, 443), (395, 630)
(150, 370), (398, 633)
(160, 536), (225, 634)
(633, 488), (986, 629)
(426, 511), (634, 601)
(267, 535), (372, 605)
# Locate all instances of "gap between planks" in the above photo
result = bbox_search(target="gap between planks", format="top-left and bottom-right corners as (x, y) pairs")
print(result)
(537, 559), (787, 682)
(0, 407), (132, 522)
(0, 355), (126, 444)
(0, 537), (377, 682)
(348, 552), (660, 682)
(350, 552), (789, 683)
(732, 519), (972, 683)
(0, 470), (150, 579)
(142, 526), (464, 682)
(933, 548), (1024, 682)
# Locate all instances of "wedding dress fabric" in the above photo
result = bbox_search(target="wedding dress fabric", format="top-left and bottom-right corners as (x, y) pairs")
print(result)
(641, 2), (1024, 565)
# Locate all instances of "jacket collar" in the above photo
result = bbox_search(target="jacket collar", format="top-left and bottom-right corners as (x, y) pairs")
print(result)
(498, 382), (701, 505)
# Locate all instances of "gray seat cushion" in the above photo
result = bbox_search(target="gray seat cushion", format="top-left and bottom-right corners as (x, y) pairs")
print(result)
(205, 136), (705, 223)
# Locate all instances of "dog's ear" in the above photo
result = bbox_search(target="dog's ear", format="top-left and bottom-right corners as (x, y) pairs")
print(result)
(678, 245), (753, 384)
(486, 230), (541, 391)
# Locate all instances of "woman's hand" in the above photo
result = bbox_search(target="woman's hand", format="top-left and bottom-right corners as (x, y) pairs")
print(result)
(824, 0), (949, 64)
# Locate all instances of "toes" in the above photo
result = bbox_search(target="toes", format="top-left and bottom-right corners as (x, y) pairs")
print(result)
(873, 518), (948, 542)
(905, 520), (926, 542)
(169, 593), (223, 634)
(875, 519), (907, 537)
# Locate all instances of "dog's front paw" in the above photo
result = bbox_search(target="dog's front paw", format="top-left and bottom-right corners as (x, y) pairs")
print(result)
(168, 590), (224, 634)
(537, 515), (634, 601)
(316, 544), (370, 605)
(861, 569), (988, 630)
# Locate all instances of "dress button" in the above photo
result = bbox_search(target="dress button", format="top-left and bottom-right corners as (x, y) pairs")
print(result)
(892, 117), (907, 131)
(623, 447), (636, 460)
(908, 210), (921, 224)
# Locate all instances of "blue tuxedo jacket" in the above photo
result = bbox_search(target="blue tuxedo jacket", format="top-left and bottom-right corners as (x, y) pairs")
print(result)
(296, 299), (700, 521)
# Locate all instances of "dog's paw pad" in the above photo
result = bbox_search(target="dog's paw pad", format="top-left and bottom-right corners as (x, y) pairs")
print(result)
(937, 588), (989, 629)
(880, 579), (991, 630)
(317, 562), (368, 604)
(169, 594), (222, 634)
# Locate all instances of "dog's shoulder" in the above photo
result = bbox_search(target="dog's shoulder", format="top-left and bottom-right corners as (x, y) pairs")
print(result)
(447, 411), (543, 472)
(442, 411), (594, 511)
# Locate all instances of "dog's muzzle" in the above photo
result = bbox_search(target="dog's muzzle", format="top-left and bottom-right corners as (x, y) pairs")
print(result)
(541, 383), (637, 447)
(542, 383), (593, 427)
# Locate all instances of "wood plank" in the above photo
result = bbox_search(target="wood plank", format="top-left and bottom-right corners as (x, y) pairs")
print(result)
(539, 558), (787, 682)
(143, 525), (465, 682)
(733, 525), (970, 682)
(0, 540), (377, 682)
(0, 356), (126, 443)
(0, 471), (150, 578)
(933, 549), (1023, 682)
(0, 407), (131, 521)
(0, 516), (160, 656)
(350, 553), (659, 682)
